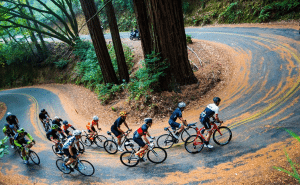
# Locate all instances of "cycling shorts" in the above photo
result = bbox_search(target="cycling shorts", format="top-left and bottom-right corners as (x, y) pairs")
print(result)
(111, 126), (121, 137)
(65, 130), (70, 135)
(133, 137), (146, 147)
(63, 148), (77, 159)
(200, 117), (211, 130)
(168, 121), (182, 131)
(88, 127), (96, 133)
(6, 132), (15, 138)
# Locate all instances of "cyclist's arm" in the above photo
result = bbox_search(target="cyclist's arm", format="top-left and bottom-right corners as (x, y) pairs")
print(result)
(117, 127), (124, 134)
(124, 121), (131, 130)
(71, 125), (76, 130)
(143, 135), (150, 144)
(214, 114), (223, 123)
(26, 133), (35, 143)
(15, 117), (19, 124)
(179, 117), (187, 126)
(69, 146), (74, 156)
(14, 140), (22, 148)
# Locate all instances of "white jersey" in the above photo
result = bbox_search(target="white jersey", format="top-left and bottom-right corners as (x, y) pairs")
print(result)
(200, 103), (219, 119)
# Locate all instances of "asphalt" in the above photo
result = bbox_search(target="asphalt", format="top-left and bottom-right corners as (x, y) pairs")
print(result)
(0, 27), (300, 184)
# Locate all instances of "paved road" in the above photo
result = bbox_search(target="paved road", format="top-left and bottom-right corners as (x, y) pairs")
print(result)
(0, 27), (300, 184)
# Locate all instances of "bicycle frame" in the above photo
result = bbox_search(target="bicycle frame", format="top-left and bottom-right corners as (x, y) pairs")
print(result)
(164, 123), (196, 139)
(195, 122), (222, 143)
(106, 130), (131, 146)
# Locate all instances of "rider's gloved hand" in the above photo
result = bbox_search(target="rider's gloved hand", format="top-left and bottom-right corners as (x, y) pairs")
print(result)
(32, 140), (36, 144)
(149, 142), (154, 148)
(150, 136), (155, 140)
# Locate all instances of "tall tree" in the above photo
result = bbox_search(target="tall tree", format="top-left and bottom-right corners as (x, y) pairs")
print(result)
(104, 0), (129, 83)
(79, 0), (118, 84)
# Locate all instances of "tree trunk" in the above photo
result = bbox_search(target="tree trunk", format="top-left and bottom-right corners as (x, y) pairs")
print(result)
(105, 0), (129, 83)
(79, 0), (118, 84)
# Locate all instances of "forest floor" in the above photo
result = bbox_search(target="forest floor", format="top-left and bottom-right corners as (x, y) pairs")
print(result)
(0, 21), (300, 184)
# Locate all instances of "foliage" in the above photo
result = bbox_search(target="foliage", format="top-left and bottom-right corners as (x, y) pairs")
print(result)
(0, 137), (9, 158)
(186, 34), (192, 44)
(54, 59), (69, 69)
(0, 41), (33, 65)
(273, 129), (300, 183)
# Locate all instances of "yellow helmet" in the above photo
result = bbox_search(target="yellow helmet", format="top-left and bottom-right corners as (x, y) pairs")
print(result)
(120, 111), (128, 117)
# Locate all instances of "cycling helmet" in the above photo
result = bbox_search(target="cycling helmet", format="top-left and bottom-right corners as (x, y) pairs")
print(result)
(73, 130), (81, 136)
(54, 116), (59, 120)
(17, 128), (25, 133)
(178, 102), (186, 109)
(7, 112), (12, 116)
(63, 120), (68, 125)
(93, 116), (99, 121)
(51, 124), (59, 129)
(144, 118), (152, 124)
(213, 97), (221, 103)
(41, 109), (45, 112)
(120, 111), (128, 117)
(4, 124), (9, 127)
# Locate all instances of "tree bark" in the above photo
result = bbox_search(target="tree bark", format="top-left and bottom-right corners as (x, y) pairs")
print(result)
(79, 0), (118, 84)
(105, 0), (129, 83)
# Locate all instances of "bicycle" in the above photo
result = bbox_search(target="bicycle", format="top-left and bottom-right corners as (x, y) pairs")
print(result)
(43, 117), (52, 132)
(16, 142), (40, 165)
(56, 152), (95, 176)
(120, 141), (167, 167)
(80, 129), (107, 148)
(52, 135), (85, 157)
(156, 123), (197, 149)
(184, 121), (232, 154)
(103, 130), (139, 154)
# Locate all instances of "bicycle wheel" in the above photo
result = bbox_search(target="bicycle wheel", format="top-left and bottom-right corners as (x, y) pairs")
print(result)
(120, 151), (139, 167)
(147, 147), (167, 164)
(213, 126), (232, 145)
(29, 150), (40, 165)
(94, 135), (107, 148)
(124, 138), (140, 151)
(76, 160), (95, 176)
(156, 134), (174, 149)
(81, 135), (92, 146)
(104, 140), (118, 154)
(52, 145), (63, 157)
(75, 141), (85, 152)
(181, 127), (197, 142)
(185, 135), (204, 154)
(56, 159), (71, 174)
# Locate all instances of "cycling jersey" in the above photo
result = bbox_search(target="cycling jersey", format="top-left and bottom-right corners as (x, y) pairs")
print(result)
(112, 117), (125, 129)
(39, 112), (48, 120)
(62, 136), (78, 150)
(168, 108), (182, 124)
(62, 124), (73, 131)
(134, 124), (149, 138)
(2, 126), (15, 137)
(52, 119), (62, 127)
(14, 132), (34, 148)
(46, 129), (62, 140)
(200, 103), (219, 120)
(6, 115), (18, 125)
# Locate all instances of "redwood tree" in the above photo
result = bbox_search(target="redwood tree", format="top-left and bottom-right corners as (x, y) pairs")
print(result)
(79, 0), (118, 84)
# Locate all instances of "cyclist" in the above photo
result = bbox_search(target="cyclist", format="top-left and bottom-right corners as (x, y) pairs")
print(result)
(52, 116), (63, 127)
(39, 109), (50, 131)
(14, 128), (35, 164)
(62, 130), (82, 171)
(3, 124), (17, 148)
(133, 118), (155, 161)
(111, 111), (132, 152)
(61, 120), (76, 136)
(6, 112), (19, 129)
(168, 102), (188, 139)
(199, 97), (224, 149)
(86, 116), (101, 141)
(46, 124), (66, 154)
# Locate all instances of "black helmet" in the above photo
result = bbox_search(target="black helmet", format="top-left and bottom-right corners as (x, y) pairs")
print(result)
(213, 97), (221, 103)
(144, 118), (152, 124)
(41, 109), (45, 112)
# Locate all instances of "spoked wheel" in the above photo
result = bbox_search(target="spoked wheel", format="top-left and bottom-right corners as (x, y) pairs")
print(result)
(76, 160), (95, 176)
(184, 135), (204, 154)
(29, 150), (40, 165)
(124, 139), (140, 151)
(120, 151), (139, 167)
(213, 126), (232, 145)
(181, 127), (198, 142)
(147, 147), (167, 164)
(156, 134), (175, 149)
(56, 159), (71, 174)
(94, 135), (107, 148)
(75, 141), (85, 152)
(52, 145), (63, 157)
(81, 135), (92, 146)
(104, 140), (118, 154)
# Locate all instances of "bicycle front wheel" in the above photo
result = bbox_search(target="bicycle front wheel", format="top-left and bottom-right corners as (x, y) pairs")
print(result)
(94, 135), (107, 148)
(29, 150), (40, 165)
(213, 126), (232, 145)
(147, 147), (167, 164)
(77, 160), (95, 176)
(156, 134), (174, 149)
(120, 151), (139, 167)
(104, 140), (118, 154)
(185, 135), (204, 154)
(81, 135), (92, 146)
(124, 138), (140, 151)
(181, 127), (197, 142)
(76, 141), (85, 152)
(52, 145), (63, 157)
(56, 159), (71, 174)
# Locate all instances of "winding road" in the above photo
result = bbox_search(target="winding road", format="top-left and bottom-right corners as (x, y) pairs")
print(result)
(0, 26), (300, 184)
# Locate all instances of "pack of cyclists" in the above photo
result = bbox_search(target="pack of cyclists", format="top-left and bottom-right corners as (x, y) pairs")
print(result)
(1, 97), (224, 165)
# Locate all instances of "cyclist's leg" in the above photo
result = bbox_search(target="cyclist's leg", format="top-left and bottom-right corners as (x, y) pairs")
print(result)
(63, 148), (76, 166)
(134, 138), (147, 157)
(111, 128), (122, 146)
(200, 118), (212, 143)
(42, 119), (46, 128)
(169, 121), (182, 136)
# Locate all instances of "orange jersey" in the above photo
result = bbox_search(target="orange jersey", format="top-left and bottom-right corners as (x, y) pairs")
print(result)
(61, 124), (72, 131)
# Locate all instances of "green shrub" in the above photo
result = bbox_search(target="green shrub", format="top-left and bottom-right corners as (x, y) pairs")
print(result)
(54, 59), (69, 69)
(0, 137), (9, 158)
(186, 34), (192, 44)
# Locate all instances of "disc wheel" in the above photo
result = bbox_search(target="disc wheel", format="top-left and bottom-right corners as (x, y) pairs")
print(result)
(124, 138), (140, 151)
(81, 135), (92, 146)
(184, 135), (204, 154)
(76, 160), (95, 176)
(94, 135), (107, 148)
(104, 140), (118, 154)
(147, 147), (167, 164)
(181, 127), (197, 142)
(120, 151), (139, 167)
(29, 150), (40, 165)
(213, 126), (232, 145)
(156, 134), (174, 149)
(56, 159), (71, 174)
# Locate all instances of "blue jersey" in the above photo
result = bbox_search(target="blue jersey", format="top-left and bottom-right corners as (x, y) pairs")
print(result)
(134, 124), (149, 138)
(112, 117), (125, 130)
(169, 108), (182, 124)
(62, 136), (78, 149)
(200, 103), (219, 120)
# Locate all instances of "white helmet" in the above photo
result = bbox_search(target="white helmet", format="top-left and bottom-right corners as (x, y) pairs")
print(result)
(93, 116), (99, 121)
(178, 102), (186, 108)
(73, 130), (82, 136)
(7, 112), (12, 116)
